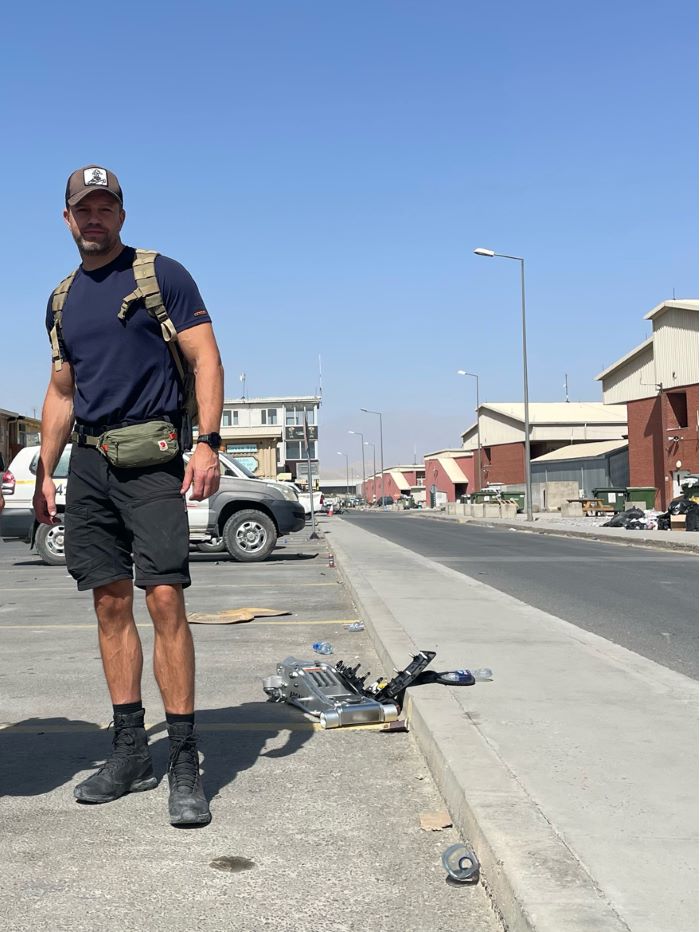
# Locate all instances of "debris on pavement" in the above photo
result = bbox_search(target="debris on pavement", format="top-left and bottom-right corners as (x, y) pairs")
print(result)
(380, 719), (409, 733)
(209, 856), (256, 873)
(420, 810), (453, 832)
(189, 607), (291, 625)
(442, 844), (481, 884)
(312, 641), (334, 655)
(344, 622), (365, 632)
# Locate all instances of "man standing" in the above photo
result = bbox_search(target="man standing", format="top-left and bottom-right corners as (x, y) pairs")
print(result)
(33, 165), (224, 826)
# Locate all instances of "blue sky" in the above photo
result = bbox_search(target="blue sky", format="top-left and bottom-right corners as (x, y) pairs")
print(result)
(0, 1), (696, 477)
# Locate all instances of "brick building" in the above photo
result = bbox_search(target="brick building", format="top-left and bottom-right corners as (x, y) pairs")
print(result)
(459, 403), (628, 488)
(424, 449), (475, 505)
(596, 299), (698, 509)
(363, 465), (425, 504)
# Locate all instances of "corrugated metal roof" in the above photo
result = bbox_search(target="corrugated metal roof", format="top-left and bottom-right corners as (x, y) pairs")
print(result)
(425, 449), (474, 458)
(643, 299), (698, 322)
(531, 440), (628, 463)
(438, 457), (469, 483)
(482, 402), (627, 424)
(389, 470), (411, 491)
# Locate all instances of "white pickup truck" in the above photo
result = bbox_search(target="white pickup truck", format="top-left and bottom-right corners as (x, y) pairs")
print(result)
(295, 488), (324, 516)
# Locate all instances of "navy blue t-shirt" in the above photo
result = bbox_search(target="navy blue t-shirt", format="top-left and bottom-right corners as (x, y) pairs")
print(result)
(45, 246), (211, 426)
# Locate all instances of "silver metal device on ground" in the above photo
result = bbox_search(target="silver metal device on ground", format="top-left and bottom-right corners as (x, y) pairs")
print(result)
(263, 651), (439, 729)
(263, 657), (399, 728)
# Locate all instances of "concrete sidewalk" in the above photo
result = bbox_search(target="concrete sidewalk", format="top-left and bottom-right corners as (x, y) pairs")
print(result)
(405, 509), (699, 553)
(327, 517), (699, 932)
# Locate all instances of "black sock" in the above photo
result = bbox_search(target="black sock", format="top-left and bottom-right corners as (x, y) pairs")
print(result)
(166, 711), (195, 727)
(113, 701), (143, 716)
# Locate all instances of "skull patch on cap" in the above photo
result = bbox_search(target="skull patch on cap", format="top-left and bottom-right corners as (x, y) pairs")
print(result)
(84, 167), (108, 187)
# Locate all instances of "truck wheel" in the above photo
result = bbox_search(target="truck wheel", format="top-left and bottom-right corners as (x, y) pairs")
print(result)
(35, 522), (66, 566)
(222, 510), (277, 562)
(197, 537), (226, 553)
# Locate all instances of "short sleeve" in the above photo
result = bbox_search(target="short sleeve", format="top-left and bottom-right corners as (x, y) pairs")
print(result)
(154, 255), (212, 334)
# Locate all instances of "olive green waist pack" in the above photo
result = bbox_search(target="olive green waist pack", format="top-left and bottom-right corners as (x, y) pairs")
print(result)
(88, 421), (180, 468)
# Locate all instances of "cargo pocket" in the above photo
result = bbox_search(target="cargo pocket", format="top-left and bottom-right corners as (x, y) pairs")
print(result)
(63, 505), (96, 583)
(129, 494), (190, 584)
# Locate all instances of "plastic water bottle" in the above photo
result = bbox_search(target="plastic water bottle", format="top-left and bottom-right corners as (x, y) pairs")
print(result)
(344, 622), (365, 632)
(472, 668), (493, 682)
(312, 641), (334, 655)
(437, 670), (475, 685)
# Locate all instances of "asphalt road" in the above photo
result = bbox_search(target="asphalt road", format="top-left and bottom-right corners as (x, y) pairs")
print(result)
(340, 512), (699, 679)
(0, 530), (501, 932)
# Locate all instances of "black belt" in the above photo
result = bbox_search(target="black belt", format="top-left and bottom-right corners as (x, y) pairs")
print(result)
(72, 414), (180, 447)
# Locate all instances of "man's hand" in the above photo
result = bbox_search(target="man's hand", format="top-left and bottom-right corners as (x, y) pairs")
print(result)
(33, 478), (60, 525)
(181, 443), (220, 501)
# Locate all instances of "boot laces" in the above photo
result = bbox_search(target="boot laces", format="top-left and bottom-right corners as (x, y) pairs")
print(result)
(168, 733), (199, 791)
(97, 720), (137, 773)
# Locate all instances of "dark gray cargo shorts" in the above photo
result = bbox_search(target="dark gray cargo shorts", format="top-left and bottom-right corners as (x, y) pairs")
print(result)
(64, 445), (191, 591)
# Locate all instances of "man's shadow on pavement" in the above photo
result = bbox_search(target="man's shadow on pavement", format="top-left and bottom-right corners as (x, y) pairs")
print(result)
(0, 702), (313, 800)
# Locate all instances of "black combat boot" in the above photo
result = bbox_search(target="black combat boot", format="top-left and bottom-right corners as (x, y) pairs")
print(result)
(74, 709), (157, 803)
(167, 722), (211, 826)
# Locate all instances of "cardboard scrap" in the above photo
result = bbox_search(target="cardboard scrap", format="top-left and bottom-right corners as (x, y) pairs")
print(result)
(419, 810), (453, 832)
(188, 607), (292, 625)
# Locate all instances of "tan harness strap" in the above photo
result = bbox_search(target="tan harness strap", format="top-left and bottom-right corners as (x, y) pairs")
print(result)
(49, 269), (78, 372)
(118, 249), (187, 383)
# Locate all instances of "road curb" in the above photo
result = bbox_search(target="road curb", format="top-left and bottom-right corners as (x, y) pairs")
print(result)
(404, 511), (699, 553)
(330, 528), (632, 932)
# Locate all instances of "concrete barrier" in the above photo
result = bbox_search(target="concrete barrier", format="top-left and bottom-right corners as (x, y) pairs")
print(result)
(469, 504), (485, 517)
(499, 502), (517, 519)
(483, 503), (501, 518)
(560, 501), (584, 517)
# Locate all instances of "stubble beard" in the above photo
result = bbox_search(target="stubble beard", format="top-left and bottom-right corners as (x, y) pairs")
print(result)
(72, 229), (120, 257)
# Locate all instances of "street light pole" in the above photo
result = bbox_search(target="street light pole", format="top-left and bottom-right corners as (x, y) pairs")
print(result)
(361, 408), (385, 509)
(457, 369), (482, 492)
(337, 451), (349, 497)
(348, 430), (366, 500)
(474, 247), (533, 520)
(364, 440), (376, 504)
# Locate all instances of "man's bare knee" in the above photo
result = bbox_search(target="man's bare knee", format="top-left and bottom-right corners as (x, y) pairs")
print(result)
(94, 580), (134, 628)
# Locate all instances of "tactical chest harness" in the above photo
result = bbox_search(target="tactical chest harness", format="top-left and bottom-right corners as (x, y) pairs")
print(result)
(49, 249), (197, 454)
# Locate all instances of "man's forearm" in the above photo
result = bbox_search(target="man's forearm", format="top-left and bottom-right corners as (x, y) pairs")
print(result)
(194, 354), (224, 435)
(36, 385), (74, 483)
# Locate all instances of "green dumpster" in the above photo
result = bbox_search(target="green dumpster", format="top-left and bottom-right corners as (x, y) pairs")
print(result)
(592, 487), (627, 512)
(502, 492), (526, 512)
(626, 487), (657, 509)
(472, 490), (500, 503)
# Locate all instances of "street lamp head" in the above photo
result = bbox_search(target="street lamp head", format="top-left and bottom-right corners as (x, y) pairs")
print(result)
(457, 369), (467, 376)
(474, 248), (495, 257)
(336, 451), (344, 456)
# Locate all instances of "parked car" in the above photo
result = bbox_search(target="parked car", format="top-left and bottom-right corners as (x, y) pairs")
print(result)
(296, 488), (324, 516)
(0, 445), (304, 564)
(375, 496), (395, 507)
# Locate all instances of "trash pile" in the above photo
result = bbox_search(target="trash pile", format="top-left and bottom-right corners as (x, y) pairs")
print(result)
(602, 498), (699, 533)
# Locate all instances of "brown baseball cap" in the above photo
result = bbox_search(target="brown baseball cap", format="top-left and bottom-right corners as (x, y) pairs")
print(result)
(65, 165), (123, 207)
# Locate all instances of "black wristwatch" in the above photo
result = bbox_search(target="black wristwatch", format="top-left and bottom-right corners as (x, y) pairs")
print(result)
(196, 432), (222, 450)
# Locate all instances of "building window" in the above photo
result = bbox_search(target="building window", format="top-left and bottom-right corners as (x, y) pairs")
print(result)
(285, 405), (316, 426)
(261, 408), (277, 425)
(667, 392), (688, 429)
(286, 440), (316, 460)
(222, 410), (239, 428)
